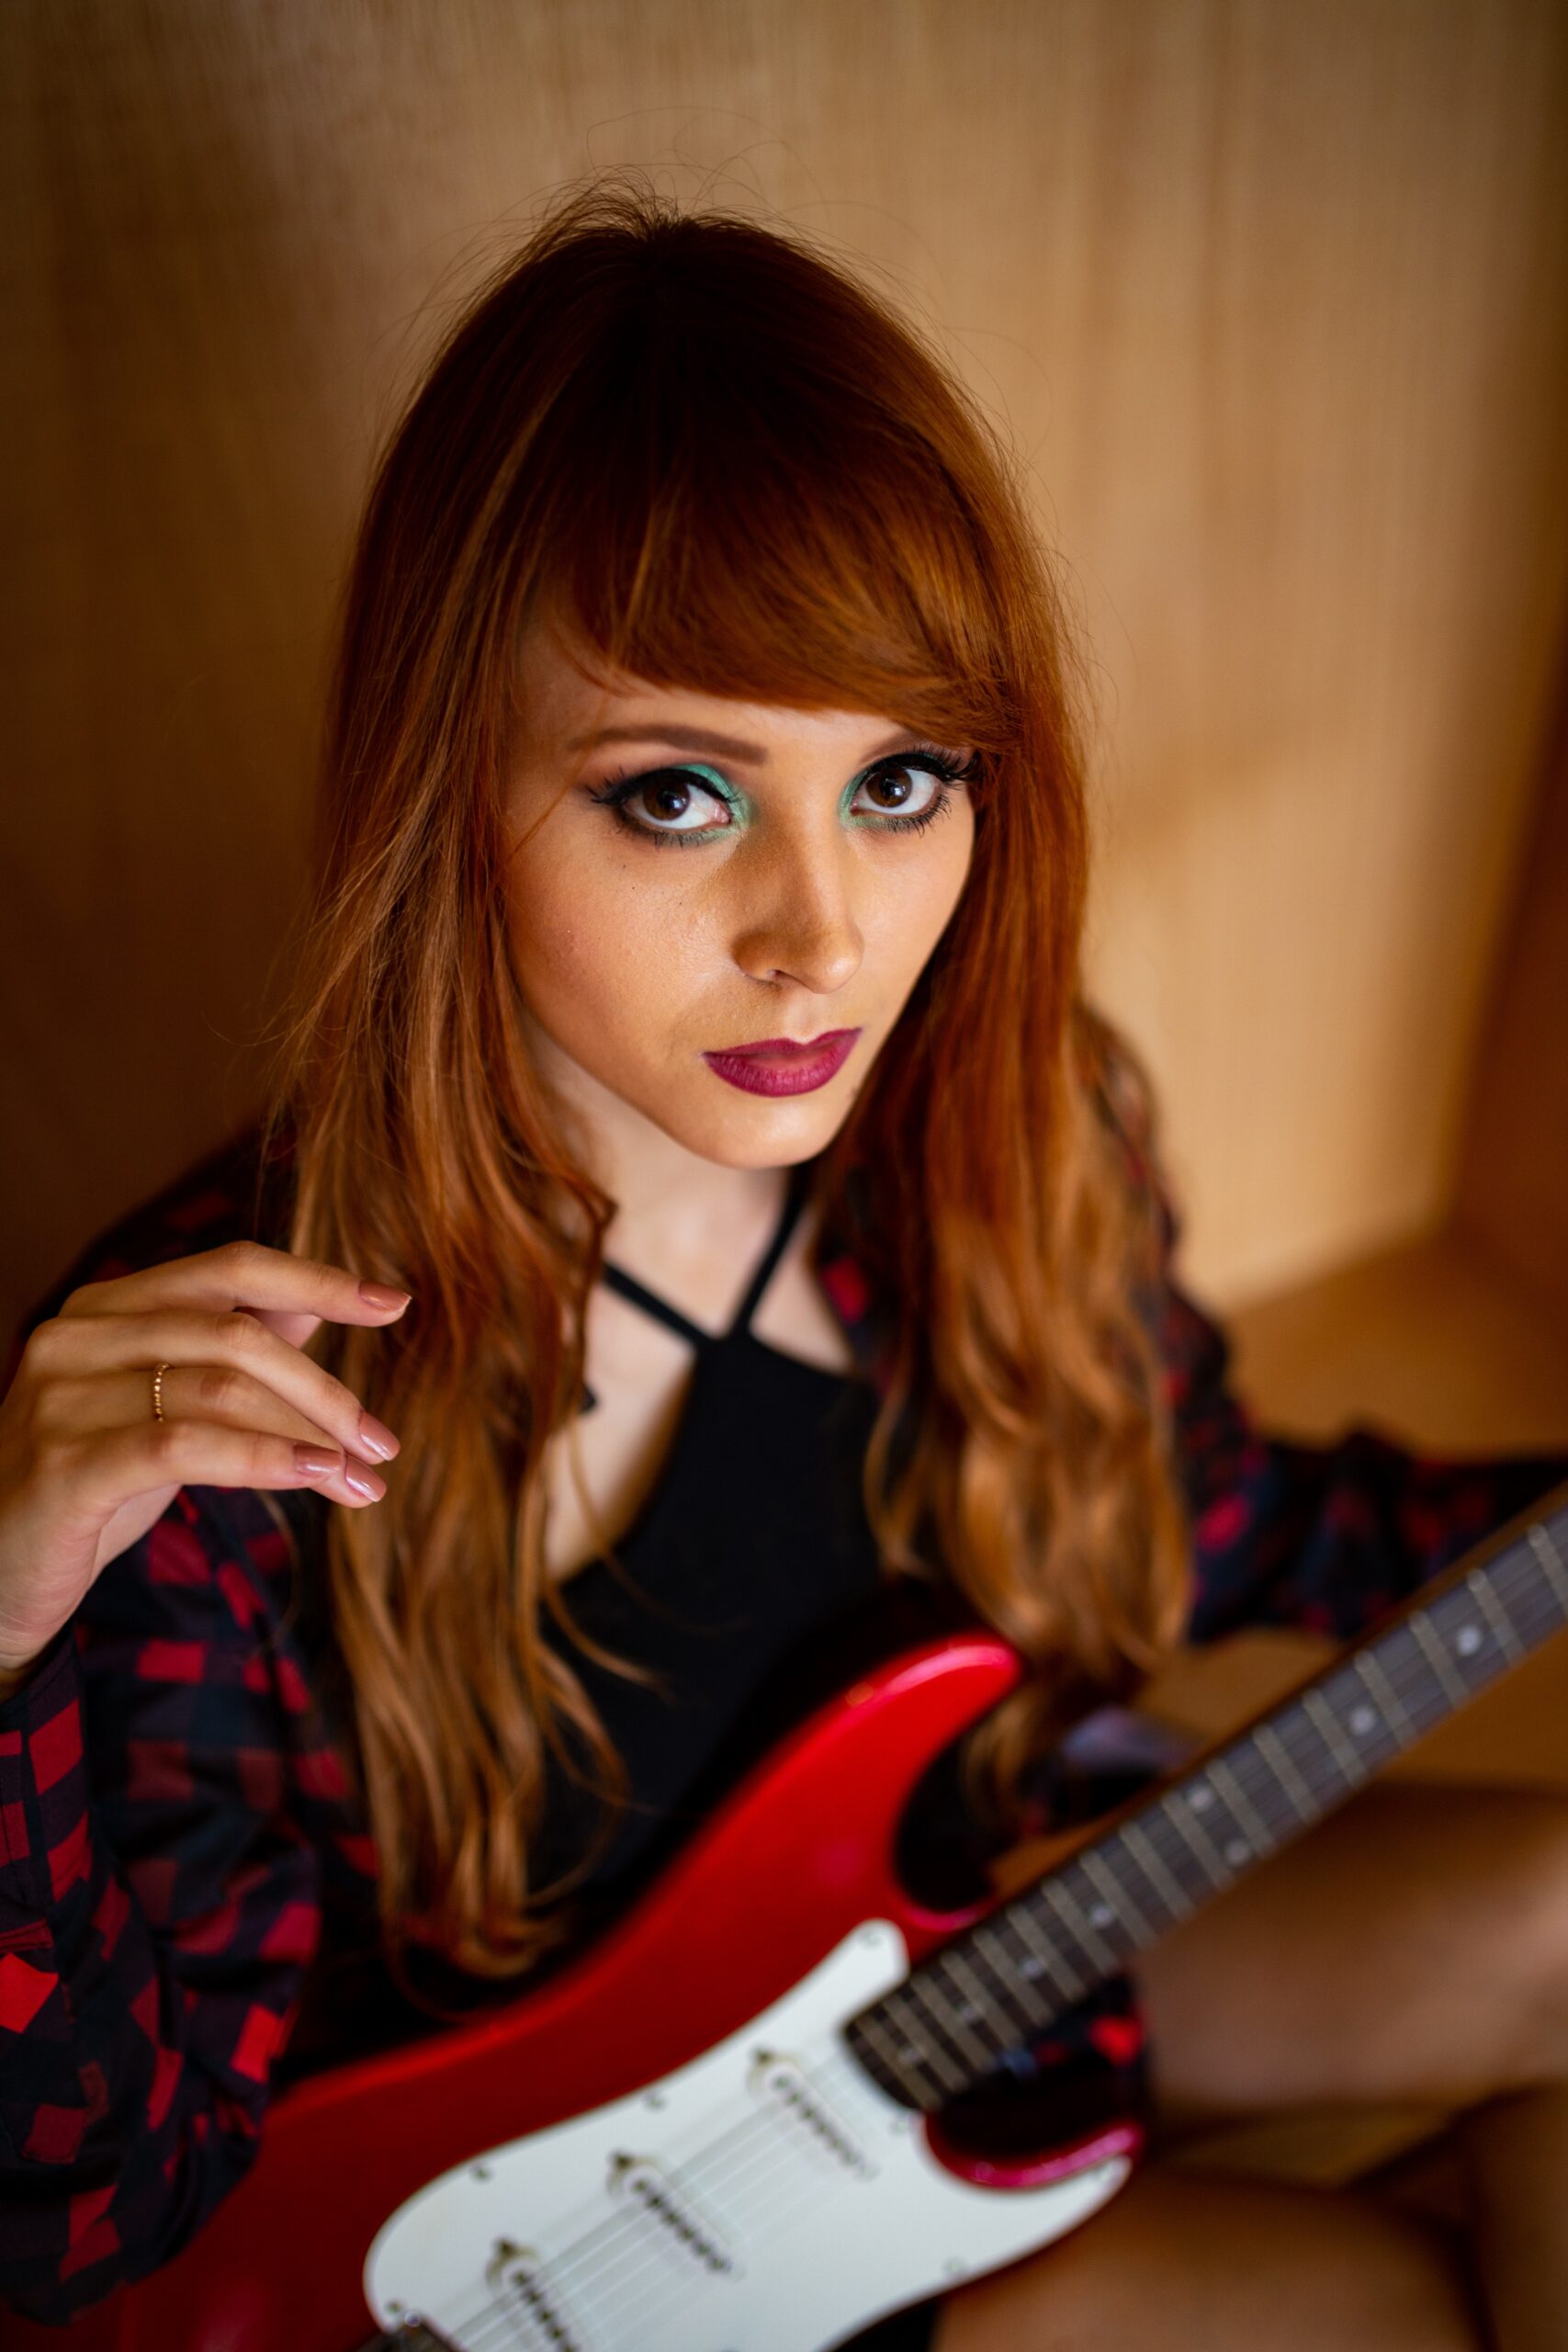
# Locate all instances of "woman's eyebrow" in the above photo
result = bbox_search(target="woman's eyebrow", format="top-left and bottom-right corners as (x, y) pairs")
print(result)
(567, 721), (931, 765)
(570, 721), (769, 762)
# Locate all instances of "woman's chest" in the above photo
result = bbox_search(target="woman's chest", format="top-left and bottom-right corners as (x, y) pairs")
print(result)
(538, 1241), (859, 1586)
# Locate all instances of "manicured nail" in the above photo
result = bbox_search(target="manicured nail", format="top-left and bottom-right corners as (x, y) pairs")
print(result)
(344, 1463), (387, 1501)
(359, 1281), (412, 1311)
(295, 1444), (342, 1476)
(357, 1411), (400, 1461)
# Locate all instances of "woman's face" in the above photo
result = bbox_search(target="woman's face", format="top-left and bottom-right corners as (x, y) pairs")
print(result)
(502, 613), (977, 1176)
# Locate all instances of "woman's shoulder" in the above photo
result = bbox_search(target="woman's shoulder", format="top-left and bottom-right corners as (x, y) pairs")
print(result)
(6, 1116), (295, 1383)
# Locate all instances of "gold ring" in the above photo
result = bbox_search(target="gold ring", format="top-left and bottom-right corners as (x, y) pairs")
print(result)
(152, 1362), (171, 1422)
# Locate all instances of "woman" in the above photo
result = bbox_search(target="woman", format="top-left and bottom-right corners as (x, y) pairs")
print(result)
(2, 180), (1565, 2348)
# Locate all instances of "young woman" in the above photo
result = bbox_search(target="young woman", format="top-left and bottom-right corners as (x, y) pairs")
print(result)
(2, 181), (1566, 2350)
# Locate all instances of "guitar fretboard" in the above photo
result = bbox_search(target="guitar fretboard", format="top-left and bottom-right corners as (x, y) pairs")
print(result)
(843, 1490), (1568, 2113)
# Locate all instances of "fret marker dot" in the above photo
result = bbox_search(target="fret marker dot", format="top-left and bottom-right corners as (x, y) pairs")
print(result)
(1456, 1626), (1483, 1657)
(1187, 1785), (1213, 1811)
(1224, 1838), (1250, 1866)
(1348, 1706), (1377, 1736)
(1021, 1955), (1043, 1977)
(1090, 1903), (1115, 1929)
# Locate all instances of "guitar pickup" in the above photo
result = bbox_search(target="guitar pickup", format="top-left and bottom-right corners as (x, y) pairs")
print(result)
(749, 2050), (875, 2177)
(607, 2151), (737, 2278)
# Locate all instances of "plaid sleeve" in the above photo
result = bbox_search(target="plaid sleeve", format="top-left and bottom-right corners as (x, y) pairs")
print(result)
(1082, 1012), (1568, 1643)
(0, 1129), (329, 2324)
(0, 1485), (322, 2324)
(1159, 1271), (1568, 1643)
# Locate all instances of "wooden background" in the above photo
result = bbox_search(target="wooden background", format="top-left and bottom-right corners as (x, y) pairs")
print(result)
(5, 0), (1568, 1340)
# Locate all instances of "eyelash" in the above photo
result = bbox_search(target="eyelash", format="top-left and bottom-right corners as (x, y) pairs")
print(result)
(587, 745), (975, 851)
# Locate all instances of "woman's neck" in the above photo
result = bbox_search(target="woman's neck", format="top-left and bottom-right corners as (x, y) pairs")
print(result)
(526, 1015), (790, 1284)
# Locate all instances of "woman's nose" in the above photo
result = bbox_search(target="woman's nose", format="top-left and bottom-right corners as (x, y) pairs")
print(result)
(728, 831), (864, 995)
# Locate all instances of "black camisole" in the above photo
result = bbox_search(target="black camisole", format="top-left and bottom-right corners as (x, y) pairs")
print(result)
(528, 1154), (913, 1905)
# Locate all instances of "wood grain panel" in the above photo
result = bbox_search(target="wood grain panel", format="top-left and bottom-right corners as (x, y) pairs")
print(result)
(4, 0), (1567, 1340)
(1453, 664), (1568, 1325)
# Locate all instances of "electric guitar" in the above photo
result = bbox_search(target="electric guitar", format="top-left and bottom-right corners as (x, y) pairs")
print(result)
(10, 1483), (1567, 2352)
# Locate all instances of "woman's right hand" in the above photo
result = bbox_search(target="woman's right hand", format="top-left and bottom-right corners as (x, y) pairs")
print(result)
(0, 1240), (412, 1688)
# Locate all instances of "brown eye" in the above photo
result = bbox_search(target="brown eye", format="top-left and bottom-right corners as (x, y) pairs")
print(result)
(849, 757), (961, 832)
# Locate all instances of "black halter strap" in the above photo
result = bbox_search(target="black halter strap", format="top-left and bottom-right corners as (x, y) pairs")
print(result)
(579, 1159), (814, 1411)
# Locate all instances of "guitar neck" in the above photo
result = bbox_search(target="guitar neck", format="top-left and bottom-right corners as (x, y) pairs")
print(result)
(845, 1482), (1568, 2113)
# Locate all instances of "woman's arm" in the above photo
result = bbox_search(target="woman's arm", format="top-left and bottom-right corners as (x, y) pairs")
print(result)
(0, 1483), (323, 2324)
(1158, 1247), (1568, 1647)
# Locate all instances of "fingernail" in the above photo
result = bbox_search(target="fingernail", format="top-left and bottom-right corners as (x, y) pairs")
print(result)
(344, 1463), (388, 1501)
(295, 1444), (342, 1476)
(357, 1411), (400, 1461)
(359, 1281), (412, 1311)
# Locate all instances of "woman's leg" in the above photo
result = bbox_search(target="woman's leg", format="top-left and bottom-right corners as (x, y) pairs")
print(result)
(932, 2166), (1480, 2351)
(932, 1781), (1568, 2350)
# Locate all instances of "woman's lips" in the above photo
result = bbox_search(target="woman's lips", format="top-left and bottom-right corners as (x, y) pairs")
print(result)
(702, 1027), (862, 1097)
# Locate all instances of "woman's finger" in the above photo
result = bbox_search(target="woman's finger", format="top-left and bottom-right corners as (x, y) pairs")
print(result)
(26, 1301), (400, 1473)
(33, 1362), (389, 1510)
(57, 1238), (412, 1353)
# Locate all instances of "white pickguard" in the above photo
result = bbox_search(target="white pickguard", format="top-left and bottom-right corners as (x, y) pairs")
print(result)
(364, 1919), (1131, 2351)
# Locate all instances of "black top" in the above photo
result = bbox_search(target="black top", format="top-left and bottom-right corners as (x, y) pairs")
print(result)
(533, 1155), (902, 1894)
(279, 1159), (973, 2075)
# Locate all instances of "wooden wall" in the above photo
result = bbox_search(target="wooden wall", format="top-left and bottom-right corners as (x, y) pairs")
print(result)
(5, 0), (1567, 1342)
(1454, 661), (1568, 1331)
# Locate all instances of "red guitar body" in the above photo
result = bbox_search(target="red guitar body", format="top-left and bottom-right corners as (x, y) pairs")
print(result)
(6, 1634), (1141, 2351)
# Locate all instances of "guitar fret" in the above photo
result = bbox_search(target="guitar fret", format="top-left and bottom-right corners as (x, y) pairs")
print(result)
(1079, 1847), (1154, 1943)
(1041, 1874), (1119, 1973)
(1207, 1756), (1276, 1861)
(942, 1942), (1029, 2046)
(852, 2007), (942, 2108)
(1161, 1787), (1233, 1888)
(1380, 1625), (1444, 1732)
(1409, 1610), (1472, 1709)
(1353, 1651), (1415, 1744)
(1529, 1521), (1568, 1613)
(1119, 1821), (1195, 1921)
(883, 1987), (968, 2094)
(1004, 1903), (1086, 2004)
(916, 1971), (998, 2074)
(1254, 1722), (1317, 1822)
(1503, 1543), (1563, 1645)
(1302, 1688), (1368, 1785)
(1469, 1567), (1526, 1665)
(972, 1921), (1057, 2022)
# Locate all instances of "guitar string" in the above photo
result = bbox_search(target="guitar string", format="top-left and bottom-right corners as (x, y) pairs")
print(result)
(391, 1539), (1564, 2347)
(418, 2039), (889, 2351)
(468, 2069), (874, 2352)
(412, 2030), (889, 2350)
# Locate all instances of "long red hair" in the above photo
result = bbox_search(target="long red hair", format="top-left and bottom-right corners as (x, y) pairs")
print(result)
(257, 175), (1191, 1991)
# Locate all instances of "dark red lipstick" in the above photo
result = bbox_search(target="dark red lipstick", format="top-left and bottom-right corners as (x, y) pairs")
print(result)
(702, 1027), (862, 1097)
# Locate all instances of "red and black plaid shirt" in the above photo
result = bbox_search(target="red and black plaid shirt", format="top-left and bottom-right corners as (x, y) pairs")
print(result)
(3, 1090), (1564, 2324)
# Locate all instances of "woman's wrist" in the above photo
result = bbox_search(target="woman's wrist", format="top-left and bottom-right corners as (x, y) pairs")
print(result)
(0, 1651), (43, 1702)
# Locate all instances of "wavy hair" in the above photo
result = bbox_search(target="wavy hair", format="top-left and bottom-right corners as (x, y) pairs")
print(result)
(256, 176), (1192, 1993)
